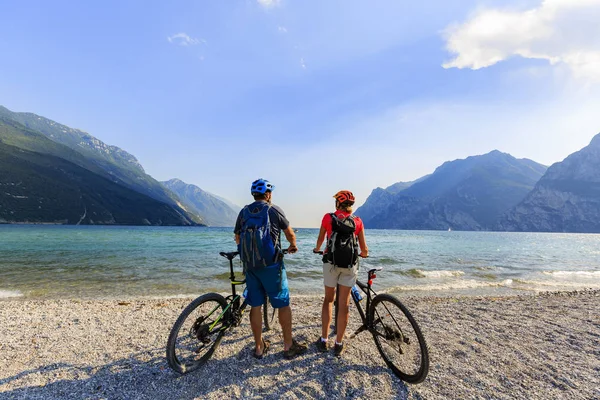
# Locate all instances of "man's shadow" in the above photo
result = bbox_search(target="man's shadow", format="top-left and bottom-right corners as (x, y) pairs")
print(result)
(0, 343), (411, 400)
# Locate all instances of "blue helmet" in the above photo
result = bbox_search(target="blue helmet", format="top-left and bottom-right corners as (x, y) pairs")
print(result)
(251, 178), (274, 195)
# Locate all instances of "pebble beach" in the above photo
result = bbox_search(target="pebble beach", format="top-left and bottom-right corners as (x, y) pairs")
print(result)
(1, 290), (599, 400)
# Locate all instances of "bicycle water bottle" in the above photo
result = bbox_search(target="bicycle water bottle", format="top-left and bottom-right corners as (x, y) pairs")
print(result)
(351, 285), (363, 302)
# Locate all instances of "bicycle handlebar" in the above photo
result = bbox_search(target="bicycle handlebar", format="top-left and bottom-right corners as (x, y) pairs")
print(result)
(220, 249), (290, 260)
(313, 250), (368, 258)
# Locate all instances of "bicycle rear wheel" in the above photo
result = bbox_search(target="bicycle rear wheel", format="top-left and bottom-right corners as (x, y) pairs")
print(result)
(369, 294), (429, 383)
(166, 293), (228, 374)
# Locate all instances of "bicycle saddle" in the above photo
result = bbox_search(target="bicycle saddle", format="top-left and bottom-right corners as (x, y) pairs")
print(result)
(219, 251), (239, 260)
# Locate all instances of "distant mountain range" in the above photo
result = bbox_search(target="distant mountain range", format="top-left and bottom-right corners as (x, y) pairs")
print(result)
(0, 105), (238, 226)
(356, 150), (548, 231)
(161, 179), (239, 227)
(357, 135), (600, 233)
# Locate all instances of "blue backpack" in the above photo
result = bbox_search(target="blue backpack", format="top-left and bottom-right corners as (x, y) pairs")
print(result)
(238, 203), (279, 270)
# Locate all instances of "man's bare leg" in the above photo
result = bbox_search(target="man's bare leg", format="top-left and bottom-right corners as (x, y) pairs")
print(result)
(278, 305), (293, 350)
(250, 306), (264, 355)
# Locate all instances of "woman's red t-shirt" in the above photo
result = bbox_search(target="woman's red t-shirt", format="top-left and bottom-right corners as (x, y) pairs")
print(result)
(321, 210), (364, 240)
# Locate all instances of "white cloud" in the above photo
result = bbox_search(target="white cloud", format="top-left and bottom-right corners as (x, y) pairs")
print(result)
(443, 0), (600, 83)
(300, 57), (306, 69)
(167, 33), (204, 46)
(278, 26), (288, 33)
(257, 0), (281, 9)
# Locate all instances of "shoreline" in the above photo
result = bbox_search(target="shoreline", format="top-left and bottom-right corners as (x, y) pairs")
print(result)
(3, 285), (600, 302)
(1, 290), (599, 399)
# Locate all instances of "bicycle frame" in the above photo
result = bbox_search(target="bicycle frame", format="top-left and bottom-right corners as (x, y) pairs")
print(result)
(167, 250), (282, 374)
(220, 249), (282, 331)
(219, 251), (248, 327)
(315, 251), (378, 334)
(346, 268), (382, 339)
(311, 253), (429, 383)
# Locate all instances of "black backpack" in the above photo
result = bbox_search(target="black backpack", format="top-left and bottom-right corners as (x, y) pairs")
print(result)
(325, 213), (359, 268)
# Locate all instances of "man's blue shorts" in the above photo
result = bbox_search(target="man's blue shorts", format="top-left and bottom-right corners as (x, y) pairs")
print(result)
(244, 261), (290, 309)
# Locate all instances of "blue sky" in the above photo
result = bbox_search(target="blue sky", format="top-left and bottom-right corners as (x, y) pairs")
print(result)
(1, 0), (599, 227)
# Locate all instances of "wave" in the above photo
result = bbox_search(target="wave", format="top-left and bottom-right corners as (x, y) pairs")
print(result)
(385, 274), (600, 293)
(542, 271), (600, 278)
(373, 257), (404, 265)
(474, 266), (497, 271)
(384, 278), (600, 294)
(0, 290), (23, 298)
(384, 279), (514, 292)
(400, 269), (465, 278)
(472, 272), (498, 280)
(516, 278), (600, 290)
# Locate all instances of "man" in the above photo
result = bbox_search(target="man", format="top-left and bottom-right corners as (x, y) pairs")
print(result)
(234, 178), (308, 359)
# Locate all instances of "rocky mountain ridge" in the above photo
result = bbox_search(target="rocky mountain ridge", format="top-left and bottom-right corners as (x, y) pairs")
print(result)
(356, 150), (548, 230)
(498, 133), (600, 232)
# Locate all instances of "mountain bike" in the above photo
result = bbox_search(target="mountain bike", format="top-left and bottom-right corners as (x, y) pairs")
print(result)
(166, 250), (277, 374)
(317, 252), (429, 384)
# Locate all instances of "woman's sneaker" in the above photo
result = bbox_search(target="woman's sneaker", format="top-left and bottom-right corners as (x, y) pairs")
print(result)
(283, 340), (308, 360)
(315, 338), (328, 353)
(334, 342), (345, 357)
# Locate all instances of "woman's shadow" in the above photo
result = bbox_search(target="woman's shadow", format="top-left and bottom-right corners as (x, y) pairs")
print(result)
(0, 342), (412, 400)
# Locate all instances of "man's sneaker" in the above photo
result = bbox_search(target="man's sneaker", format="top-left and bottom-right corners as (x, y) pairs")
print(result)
(334, 342), (345, 357)
(283, 340), (308, 360)
(315, 338), (328, 353)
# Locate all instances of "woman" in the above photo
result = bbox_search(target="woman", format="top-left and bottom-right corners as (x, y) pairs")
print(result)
(313, 190), (368, 356)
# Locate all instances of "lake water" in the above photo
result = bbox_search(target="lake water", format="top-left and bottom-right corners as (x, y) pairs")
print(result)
(1, 225), (599, 299)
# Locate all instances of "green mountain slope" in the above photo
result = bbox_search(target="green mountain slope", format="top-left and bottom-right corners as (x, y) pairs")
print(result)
(0, 141), (194, 225)
(0, 106), (203, 224)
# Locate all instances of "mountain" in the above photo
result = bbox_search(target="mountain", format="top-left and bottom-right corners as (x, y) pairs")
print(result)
(356, 151), (547, 230)
(0, 140), (194, 225)
(161, 179), (240, 227)
(0, 106), (203, 224)
(498, 134), (600, 232)
(211, 193), (242, 212)
(356, 176), (429, 224)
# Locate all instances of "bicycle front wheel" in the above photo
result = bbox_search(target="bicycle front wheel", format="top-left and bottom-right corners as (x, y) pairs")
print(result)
(369, 294), (429, 383)
(166, 293), (228, 374)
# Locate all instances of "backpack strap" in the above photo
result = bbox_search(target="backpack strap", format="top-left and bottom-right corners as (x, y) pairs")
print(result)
(331, 212), (356, 233)
(268, 205), (282, 254)
(260, 204), (283, 258)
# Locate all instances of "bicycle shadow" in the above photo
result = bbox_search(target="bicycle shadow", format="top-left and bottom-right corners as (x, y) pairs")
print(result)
(0, 344), (411, 400)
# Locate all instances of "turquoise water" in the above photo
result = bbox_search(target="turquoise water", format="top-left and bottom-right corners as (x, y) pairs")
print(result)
(1, 225), (599, 299)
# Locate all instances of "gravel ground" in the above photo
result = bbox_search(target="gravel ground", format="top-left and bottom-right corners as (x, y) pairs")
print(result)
(0, 290), (599, 400)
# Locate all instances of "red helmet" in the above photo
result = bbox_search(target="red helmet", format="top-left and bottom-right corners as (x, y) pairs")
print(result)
(333, 190), (355, 204)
